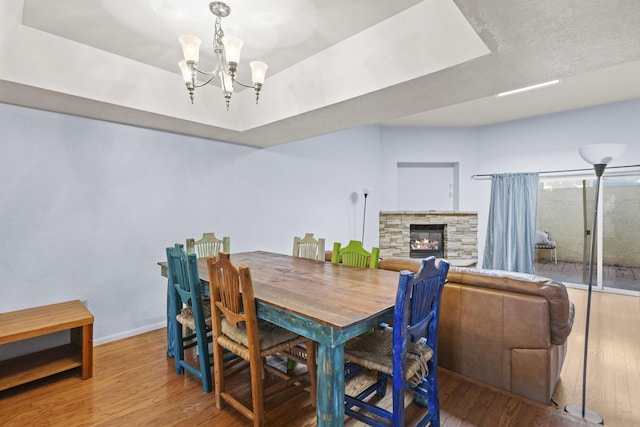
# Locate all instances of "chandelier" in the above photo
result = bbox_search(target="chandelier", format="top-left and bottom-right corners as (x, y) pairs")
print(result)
(177, 2), (268, 110)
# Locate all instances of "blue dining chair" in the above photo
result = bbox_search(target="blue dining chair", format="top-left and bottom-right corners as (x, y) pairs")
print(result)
(166, 243), (213, 393)
(343, 257), (450, 427)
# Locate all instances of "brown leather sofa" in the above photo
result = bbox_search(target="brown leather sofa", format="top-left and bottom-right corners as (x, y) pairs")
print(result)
(377, 257), (575, 404)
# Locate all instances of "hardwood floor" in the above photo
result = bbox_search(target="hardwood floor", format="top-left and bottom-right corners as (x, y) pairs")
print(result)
(1, 288), (637, 426)
(552, 288), (640, 427)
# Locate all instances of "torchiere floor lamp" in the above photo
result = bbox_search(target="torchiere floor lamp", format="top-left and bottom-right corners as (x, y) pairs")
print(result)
(564, 143), (627, 425)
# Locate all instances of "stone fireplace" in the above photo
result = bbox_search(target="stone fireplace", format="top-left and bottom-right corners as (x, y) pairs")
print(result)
(379, 211), (478, 266)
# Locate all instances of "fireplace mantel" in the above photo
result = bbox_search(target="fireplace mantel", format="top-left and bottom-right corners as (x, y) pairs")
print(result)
(380, 211), (478, 216)
(379, 211), (478, 263)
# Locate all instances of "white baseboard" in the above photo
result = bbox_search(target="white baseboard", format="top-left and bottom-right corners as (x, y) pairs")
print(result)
(94, 322), (166, 346)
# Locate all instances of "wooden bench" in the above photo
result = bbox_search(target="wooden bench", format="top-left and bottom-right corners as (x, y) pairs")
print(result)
(0, 300), (94, 391)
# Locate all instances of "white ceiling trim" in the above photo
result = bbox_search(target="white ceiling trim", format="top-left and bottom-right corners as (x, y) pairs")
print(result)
(1, 0), (488, 136)
(2, 0), (640, 147)
(240, 0), (490, 130)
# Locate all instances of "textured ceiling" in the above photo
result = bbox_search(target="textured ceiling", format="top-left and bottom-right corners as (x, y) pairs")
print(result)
(1, 0), (640, 147)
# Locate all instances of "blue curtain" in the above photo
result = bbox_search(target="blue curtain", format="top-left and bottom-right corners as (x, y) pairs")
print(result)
(483, 173), (539, 273)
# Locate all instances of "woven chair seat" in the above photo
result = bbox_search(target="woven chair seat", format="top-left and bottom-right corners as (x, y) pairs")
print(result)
(220, 317), (307, 361)
(345, 327), (433, 387)
(177, 300), (212, 330)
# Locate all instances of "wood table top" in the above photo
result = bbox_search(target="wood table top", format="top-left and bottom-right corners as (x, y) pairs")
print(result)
(161, 251), (401, 331)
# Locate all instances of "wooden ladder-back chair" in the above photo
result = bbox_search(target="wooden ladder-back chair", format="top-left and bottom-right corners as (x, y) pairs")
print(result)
(286, 232), (325, 371)
(165, 243), (213, 393)
(187, 232), (230, 258)
(207, 252), (317, 427)
(292, 233), (326, 261)
(343, 257), (450, 427)
(332, 240), (380, 269)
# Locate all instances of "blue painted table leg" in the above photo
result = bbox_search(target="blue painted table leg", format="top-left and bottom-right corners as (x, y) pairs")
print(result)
(316, 342), (345, 427)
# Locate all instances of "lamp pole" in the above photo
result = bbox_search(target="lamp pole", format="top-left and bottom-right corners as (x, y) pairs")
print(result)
(564, 164), (604, 424)
(565, 143), (626, 425)
(361, 187), (371, 245)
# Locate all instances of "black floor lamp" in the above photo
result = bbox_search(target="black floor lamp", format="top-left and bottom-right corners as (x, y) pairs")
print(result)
(564, 143), (627, 425)
(361, 187), (371, 245)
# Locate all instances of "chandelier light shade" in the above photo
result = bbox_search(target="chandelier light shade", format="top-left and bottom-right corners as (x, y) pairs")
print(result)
(177, 1), (267, 109)
(565, 142), (627, 425)
(249, 61), (268, 85)
(178, 35), (201, 62)
(221, 36), (243, 64)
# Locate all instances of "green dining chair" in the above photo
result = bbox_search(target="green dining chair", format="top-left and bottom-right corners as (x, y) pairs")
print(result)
(331, 240), (380, 340)
(331, 240), (380, 269)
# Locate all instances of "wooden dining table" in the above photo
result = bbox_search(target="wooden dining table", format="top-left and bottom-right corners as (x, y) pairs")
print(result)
(158, 250), (401, 426)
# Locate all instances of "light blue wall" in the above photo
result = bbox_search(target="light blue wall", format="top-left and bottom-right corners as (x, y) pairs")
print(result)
(378, 125), (480, 212)
(0, 104), (382, 343)
(1, 98), (639, 343)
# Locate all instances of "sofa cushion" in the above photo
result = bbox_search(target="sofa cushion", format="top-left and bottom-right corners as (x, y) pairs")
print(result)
(447, 267), (573, 345)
